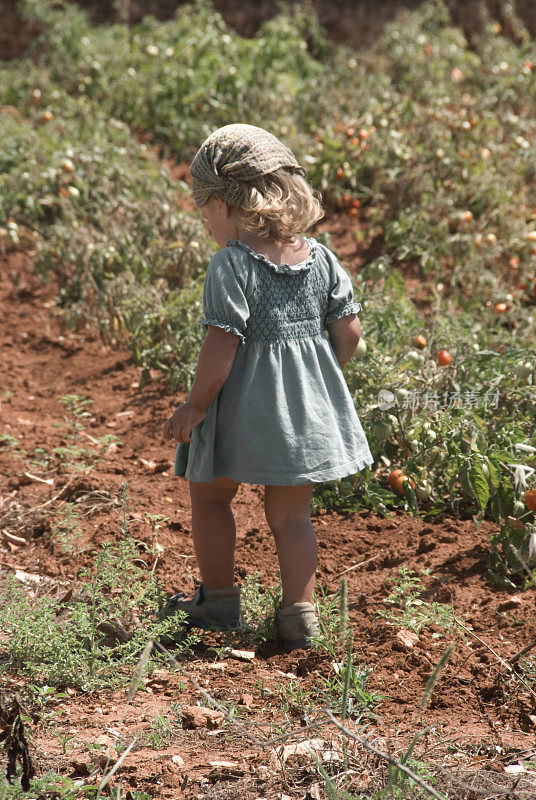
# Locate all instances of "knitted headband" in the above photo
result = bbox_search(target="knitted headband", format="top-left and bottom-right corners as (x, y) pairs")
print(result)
(189, 123), (306, 208)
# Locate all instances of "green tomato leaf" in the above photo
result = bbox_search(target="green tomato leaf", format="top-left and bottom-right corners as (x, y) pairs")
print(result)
(469, 460), (490, 512)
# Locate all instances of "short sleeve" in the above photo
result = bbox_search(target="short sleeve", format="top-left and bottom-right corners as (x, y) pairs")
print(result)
(324, 258), (362, 326)
(200, 252), (250, 343)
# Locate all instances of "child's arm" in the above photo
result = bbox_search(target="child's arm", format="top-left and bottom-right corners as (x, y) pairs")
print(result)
(326, 314), (361, 368)
(163, 326), (240, 442)
(188, 325), (240, 413)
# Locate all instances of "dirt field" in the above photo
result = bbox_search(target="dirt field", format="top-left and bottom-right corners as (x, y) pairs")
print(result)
(2, 217), (536, 797)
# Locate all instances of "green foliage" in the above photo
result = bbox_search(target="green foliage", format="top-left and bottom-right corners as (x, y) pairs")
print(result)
(0, 770), (154, 799)
(0, 536), (199, 691)
(51, 394), (112, 473)
(310, 581), (382, 716)
(51, 502), (84, 554)
(0, 433), (20, 450)
(236, 572), (279, 648)
(147, 712), (175, 749)
(487, 519), (536, 588)
(376, 566), (458, 635)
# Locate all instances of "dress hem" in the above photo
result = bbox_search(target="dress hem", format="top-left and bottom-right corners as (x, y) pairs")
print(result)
(182, 454), (375, 485)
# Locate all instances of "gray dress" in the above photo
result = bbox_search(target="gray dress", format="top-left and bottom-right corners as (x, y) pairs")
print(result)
(174, 237), (374, 485)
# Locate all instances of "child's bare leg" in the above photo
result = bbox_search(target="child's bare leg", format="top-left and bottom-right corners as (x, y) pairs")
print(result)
(264, 484), (317, 607)
(189, 477), (240, 589)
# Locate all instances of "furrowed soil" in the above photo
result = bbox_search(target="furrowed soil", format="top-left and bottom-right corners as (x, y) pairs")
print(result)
(1, 236), (536, 799)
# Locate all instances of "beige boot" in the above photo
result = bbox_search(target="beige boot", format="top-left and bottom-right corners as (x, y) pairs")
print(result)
(277, 602), (320, 651)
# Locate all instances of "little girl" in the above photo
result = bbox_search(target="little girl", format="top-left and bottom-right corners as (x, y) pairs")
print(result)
(162, 123), (373, 650)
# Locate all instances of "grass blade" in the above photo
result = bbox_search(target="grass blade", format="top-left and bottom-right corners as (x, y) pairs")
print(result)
(339, 576), (348, 650)
(127, 640), (153, 702)
(420, 643), (455, 709)
(98, 737), (137, 792)
(341, 631), (353, 722)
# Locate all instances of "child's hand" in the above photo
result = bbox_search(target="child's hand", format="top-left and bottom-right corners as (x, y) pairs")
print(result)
(163, 402), (206, 443)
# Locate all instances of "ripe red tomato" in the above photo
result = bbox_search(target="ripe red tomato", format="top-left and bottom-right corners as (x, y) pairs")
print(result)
(413, 334), (426, 349)
(525, 490), (536, 512)
(394, 475), (416, 496)
(388, 469), (404, 489)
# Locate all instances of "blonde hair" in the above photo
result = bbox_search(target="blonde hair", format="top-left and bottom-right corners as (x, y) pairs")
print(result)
(234, 168), (324, 244)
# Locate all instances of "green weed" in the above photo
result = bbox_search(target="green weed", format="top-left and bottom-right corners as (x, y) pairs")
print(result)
(0, 534), (199, 691)
(51, 502), (84, 554)
(147, 713), (175, 749)
(376, 566), (457, 634)
(235, 572), (280, 648)
(0, 771), (154, 799)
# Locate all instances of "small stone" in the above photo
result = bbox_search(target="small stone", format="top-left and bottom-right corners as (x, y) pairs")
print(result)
(181, 705), (224, 730)
(229, 649), (255, 661)
(306, 783), (322, 800)
(272, 738), (326, 766)
(322, 749), (342, 763)
(497, 596), (523, 612)
(171, 754), (184, 767)
(93, 734), (114, 748)
(395, 629), (419, 650)
(69, 759), (91, 776)
(256, 765), (270, 778)
(208, 761), (244, 779)
(149, 668), (170, 682)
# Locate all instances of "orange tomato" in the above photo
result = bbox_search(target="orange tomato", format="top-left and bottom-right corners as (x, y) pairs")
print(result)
(437, 350), (452, 366)
(462, 210), (473, 222)
(494, 302), (508, 313)
(350, 198), (360, 208)
(348, 208), (358, 217)
(359, 128), (369, 139)
(394, 475), (416, 496)
(345, 127), (356, 138)
(509, 257), (520, 269)
(336, 168), (344, 181)
(388, 469), (404, 489)
(41, 110), (53, 123)
(525, 490), (536, 512)
(413, 334), (426, 349)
